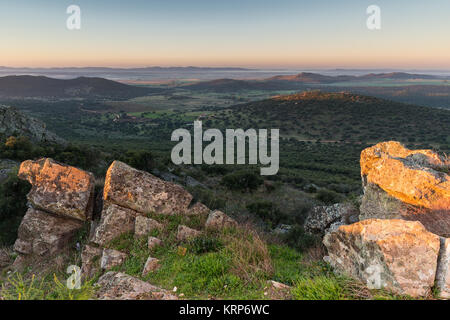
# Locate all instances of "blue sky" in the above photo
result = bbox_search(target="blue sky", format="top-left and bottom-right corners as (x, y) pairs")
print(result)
(1, 0), (449, 68)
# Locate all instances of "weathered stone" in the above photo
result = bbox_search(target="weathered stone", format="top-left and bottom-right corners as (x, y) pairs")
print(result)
(323, 219), (440, 297)
(142, 257), (160, 276)
(305, 203), (359, 235)
(95, 272), (178, 300)
(13, 239), (32, 255)
(81, 245), (102, 279)
(360, 141), (450, 236)
(0, 249), (12, 268)
(189, 202), (210, 215)
(148, 237), (163, 250)
(14, 208), (83, 257)
(104, 161), (194, 215)
(18, 158), (95, 221)
(177, 225), (202, 241)
(101, 249), (128, 270)
(205, 210), (237, 230)
(436, 238), (450, 299)
(91, 202), (137, 246)
(134, 216), (163, 237)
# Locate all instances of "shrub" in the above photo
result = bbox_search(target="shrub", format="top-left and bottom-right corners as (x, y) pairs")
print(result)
(281, 225), (321, 253)
(0, 170), (31, 245)
(221, 170), (263, 191)
(315, 189), (344, 205)
(246, 201), (286, 228)
(188, 236), (223, 254)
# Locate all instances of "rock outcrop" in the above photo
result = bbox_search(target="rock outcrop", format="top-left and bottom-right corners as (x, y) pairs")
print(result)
(360, 141), (450, 237)
(12, 158), (95, 266)
(95, 272), (178, 300)
(305, 203), (359, 235)
(18, 158), (95, 221)
(324, 219), (440, 297)
(0, 105), (66, 145)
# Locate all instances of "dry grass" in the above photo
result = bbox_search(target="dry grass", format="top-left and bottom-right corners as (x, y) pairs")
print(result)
(221, 223), (274, 282)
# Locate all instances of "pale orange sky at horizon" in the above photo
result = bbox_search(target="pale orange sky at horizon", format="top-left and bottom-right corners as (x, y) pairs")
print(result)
(2, 0), (450, 69)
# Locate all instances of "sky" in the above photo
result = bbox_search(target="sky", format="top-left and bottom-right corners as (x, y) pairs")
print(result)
(0, 0), (449, 69)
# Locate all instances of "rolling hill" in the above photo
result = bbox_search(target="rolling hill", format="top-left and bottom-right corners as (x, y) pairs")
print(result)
(209, 91), (450, 150)
(0, 76), (162, 99)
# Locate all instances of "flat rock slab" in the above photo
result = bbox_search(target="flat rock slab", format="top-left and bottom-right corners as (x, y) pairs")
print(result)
(324, 219), (440, 297)
(18, 158), (95, 221)
(95, 272), (178, 300)
(14, 208), (83, 257)
(104, 161), (194, 215)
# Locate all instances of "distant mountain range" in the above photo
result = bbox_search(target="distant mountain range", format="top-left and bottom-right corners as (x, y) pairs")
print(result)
(185, 72), (444, 91)
(0, 75), (162, 99)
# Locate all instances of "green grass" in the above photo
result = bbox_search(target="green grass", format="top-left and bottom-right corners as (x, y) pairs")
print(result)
(0, 272), (94, 300)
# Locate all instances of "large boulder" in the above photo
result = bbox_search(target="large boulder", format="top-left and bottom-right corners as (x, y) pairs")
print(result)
(13, 208), (83, 257)
(103, 161), (195, 215)
(95, 272), (178, 300)
(323, 219), (440, 297)
(304, 203), (359, 235)
(18, 158), (95, 221)
(360, 141), (450, 237)
(91, 202), (137, 246)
